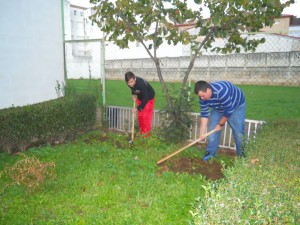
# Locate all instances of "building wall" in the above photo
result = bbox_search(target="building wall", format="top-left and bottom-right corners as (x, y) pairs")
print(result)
(260, 16), (290, 34)
(0, 0), (64, 109)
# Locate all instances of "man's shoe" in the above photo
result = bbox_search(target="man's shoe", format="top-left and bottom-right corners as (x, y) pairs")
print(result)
(237, 152), (246, 158)
(202, 152), (216, 161)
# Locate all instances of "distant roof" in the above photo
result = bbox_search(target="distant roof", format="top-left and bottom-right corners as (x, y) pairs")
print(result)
(175, 14), (300, 29)
(70, 4), (88, 10)
(280, 14), (294, 18)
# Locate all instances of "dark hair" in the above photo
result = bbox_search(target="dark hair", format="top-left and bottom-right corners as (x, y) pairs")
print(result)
(194, 80), (211, 94)
(125, 71), (135, 82)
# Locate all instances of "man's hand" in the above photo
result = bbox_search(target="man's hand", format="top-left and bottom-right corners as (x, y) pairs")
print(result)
(132, 95), (137, 102)
(132, 107), (137, 113)
(198, 131), (206, 142)
(198, 135), (205, 142)
(214, 123), (224, 132)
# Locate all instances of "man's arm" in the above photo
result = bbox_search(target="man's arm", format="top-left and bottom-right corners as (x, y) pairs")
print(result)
(136, 81), (151, 111)
(199, 117), (209, 140)
(199, 116), (227, 140)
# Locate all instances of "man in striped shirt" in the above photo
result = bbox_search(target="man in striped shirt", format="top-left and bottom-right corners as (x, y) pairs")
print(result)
(194, 80), (246, 161)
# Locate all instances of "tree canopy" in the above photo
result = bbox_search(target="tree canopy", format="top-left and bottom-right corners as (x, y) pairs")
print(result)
(90, 0), (293, 124)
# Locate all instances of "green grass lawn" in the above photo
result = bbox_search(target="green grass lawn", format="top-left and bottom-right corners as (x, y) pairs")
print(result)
(0, 131), (210, 224)
(67, 79), (300, 121)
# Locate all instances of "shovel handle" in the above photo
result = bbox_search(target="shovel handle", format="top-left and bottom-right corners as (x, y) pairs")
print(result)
(156, 129), (216, 165)
(131, 101), (136, 141)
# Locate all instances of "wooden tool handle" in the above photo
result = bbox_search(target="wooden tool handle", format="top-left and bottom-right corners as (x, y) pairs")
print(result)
(156, 129), (216, 165)
(131, 101), (136, 141)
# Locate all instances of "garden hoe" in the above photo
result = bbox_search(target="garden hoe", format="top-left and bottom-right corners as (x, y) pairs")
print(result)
(156, 129), (217, 165)
(128, 101), (136, 145)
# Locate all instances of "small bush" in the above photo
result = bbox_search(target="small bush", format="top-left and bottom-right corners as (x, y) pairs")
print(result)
(159, 86), (195, 144)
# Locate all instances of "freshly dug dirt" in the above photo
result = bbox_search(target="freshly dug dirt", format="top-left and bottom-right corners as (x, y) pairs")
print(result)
(157, 148), (236, 181)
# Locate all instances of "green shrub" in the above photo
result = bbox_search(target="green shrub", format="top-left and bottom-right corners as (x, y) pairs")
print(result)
(190, 120), (300, 224)
(0, 94), (97, 153)
(158, 86), (196, 144)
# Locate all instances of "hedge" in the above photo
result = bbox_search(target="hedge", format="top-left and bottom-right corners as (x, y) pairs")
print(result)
(0, 94), (97, 153)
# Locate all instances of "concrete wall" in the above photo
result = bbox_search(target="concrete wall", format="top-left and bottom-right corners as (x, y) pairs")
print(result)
(0, 0), (64, 109)
(105, 51), (300, 86)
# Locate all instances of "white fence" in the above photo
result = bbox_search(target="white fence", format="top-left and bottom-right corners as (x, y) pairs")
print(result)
(106, 106), (265, 150)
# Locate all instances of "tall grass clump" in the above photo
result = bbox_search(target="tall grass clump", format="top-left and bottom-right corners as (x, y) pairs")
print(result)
(190, 120), (300, 224)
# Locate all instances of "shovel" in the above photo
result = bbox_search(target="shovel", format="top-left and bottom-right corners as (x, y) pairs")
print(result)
(128, 101), (136, 145)
(156, 129), (216, 165)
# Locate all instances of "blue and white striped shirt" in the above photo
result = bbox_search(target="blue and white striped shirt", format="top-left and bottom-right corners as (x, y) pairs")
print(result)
(199, 81), (245, 118)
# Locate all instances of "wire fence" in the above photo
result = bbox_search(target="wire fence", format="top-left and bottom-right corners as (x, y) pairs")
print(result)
(64, 39), (104, 79)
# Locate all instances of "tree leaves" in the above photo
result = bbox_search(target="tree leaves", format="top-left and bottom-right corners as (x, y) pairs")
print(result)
(89, 0), (199, 54)
(90, 0), (293, 56)
(194, 0), (202, 4)
(89, 0), (293, 121)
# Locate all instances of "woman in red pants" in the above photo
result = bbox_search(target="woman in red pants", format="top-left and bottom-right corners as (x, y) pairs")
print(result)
(125, 71), (155, 137)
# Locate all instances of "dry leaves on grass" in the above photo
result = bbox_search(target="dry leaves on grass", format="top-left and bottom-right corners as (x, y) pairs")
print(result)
(0, 153), (56, 193)
(250, 158), (259, 164)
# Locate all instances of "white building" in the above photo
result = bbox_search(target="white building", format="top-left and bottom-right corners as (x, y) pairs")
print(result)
(64, 1), (103, 79)
(64, 3), (300, 62)
(0, 0), (65, 110)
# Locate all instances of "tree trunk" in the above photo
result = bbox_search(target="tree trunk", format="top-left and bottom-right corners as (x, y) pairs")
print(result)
(154, 59), (175, 122)
(139, 36), (176, 122)
(181, 31), (212, 89)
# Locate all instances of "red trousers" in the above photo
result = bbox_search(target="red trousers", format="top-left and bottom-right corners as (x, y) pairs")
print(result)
(137, 98), (155, 137)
